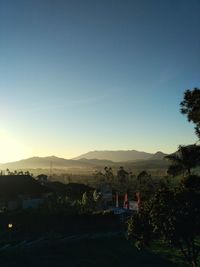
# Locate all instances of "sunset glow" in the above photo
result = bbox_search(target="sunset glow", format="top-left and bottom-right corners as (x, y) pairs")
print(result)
(0, 0), (199, 162)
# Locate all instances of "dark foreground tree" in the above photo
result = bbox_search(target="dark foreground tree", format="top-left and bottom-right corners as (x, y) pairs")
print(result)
(182, 174), (200, 191)
(167, 164), (183, 177)
(136, 170), (156, 201)
(128, 186), (200, 267)
(180, 88), (200, 138)
(165, 144), (200, 176)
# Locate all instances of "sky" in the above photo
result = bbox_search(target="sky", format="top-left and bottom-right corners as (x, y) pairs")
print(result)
(0, 0), (200, 163)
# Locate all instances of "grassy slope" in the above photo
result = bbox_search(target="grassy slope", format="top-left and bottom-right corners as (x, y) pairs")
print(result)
(0, 208), (188, 267)
(0, 236), (183, 267)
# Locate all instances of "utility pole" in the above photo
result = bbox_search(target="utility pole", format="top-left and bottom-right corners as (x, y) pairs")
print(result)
(50, 161), (53, 178)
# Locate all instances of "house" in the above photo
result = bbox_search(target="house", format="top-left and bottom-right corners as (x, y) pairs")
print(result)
(98, 183), (113, 208)
(37, 174), (48, 185)
(0, 175), (51, 211)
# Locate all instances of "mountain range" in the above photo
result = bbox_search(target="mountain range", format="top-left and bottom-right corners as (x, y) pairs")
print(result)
(0, 150), (167, 170)
(73, 150), (167, 162)
(0, 156), (98, 170)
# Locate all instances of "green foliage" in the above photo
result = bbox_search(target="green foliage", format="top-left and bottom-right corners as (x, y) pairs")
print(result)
(127, 186), (200, 267)
(81, 190), (102, 213)
(127, 202), (154, 249)
(82, 192), (89, 206)
(93, 190), (101, 203)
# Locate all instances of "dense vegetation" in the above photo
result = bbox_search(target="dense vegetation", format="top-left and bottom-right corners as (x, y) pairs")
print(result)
(127, 88), (200, 267)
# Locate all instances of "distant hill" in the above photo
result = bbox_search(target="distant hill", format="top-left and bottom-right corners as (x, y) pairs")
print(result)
(149, 151), (167, 160)
(74, 150), (167, 162)
(0, 151), (168, 175)
(0, 156), (114, 170)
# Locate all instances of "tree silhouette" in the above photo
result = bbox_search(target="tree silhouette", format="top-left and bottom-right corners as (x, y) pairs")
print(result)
(180, 88), (200, 138)
(117, 166), (128, 185)
(137, 171), (152, 185)
(104, 167), (114, 183)
(167, 164), (183, 177)
(165, 144), (200, 176)
(182, 175), (200, 190)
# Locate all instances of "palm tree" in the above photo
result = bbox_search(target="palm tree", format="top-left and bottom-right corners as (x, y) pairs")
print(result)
(165, 144), (200, 176)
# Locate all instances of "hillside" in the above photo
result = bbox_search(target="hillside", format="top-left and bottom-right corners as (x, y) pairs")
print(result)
(74, 150), (167, 162)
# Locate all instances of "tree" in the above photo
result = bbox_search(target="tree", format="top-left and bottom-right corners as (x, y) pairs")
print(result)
(128, 187), (200, 267)
(104, 167), (114, 183)
(182, 175), (200, 190)
(129, 87), (200, 267)
(180, 88), (200, 138)
(127, 201), (154, 249)
(81, 192), (89, 211)
(167, 164), (183, 177)
(24, 170), (31, 176)
(117, 166), (128, 185)
(37, 174), (48, 184)
(165, 144), (200, 176)
(81, 191), (98, 212)
(93, 190), (102, 210)
(93, 190), (101, 202)
(137, 171), (153, 185)
(136, 171), (155, 201)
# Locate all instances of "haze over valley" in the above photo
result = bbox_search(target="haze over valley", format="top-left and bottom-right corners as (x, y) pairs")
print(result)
(0, 150), (169, 182)
(0, 149), (167, 170)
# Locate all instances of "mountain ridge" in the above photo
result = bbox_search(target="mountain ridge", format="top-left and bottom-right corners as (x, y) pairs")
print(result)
(0, 156), (114, 170)
(73, 150), (167, 162)
(0, 150), (167, 170)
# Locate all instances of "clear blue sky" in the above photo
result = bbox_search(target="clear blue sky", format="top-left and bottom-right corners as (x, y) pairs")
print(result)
(0, 0), (200, 162)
